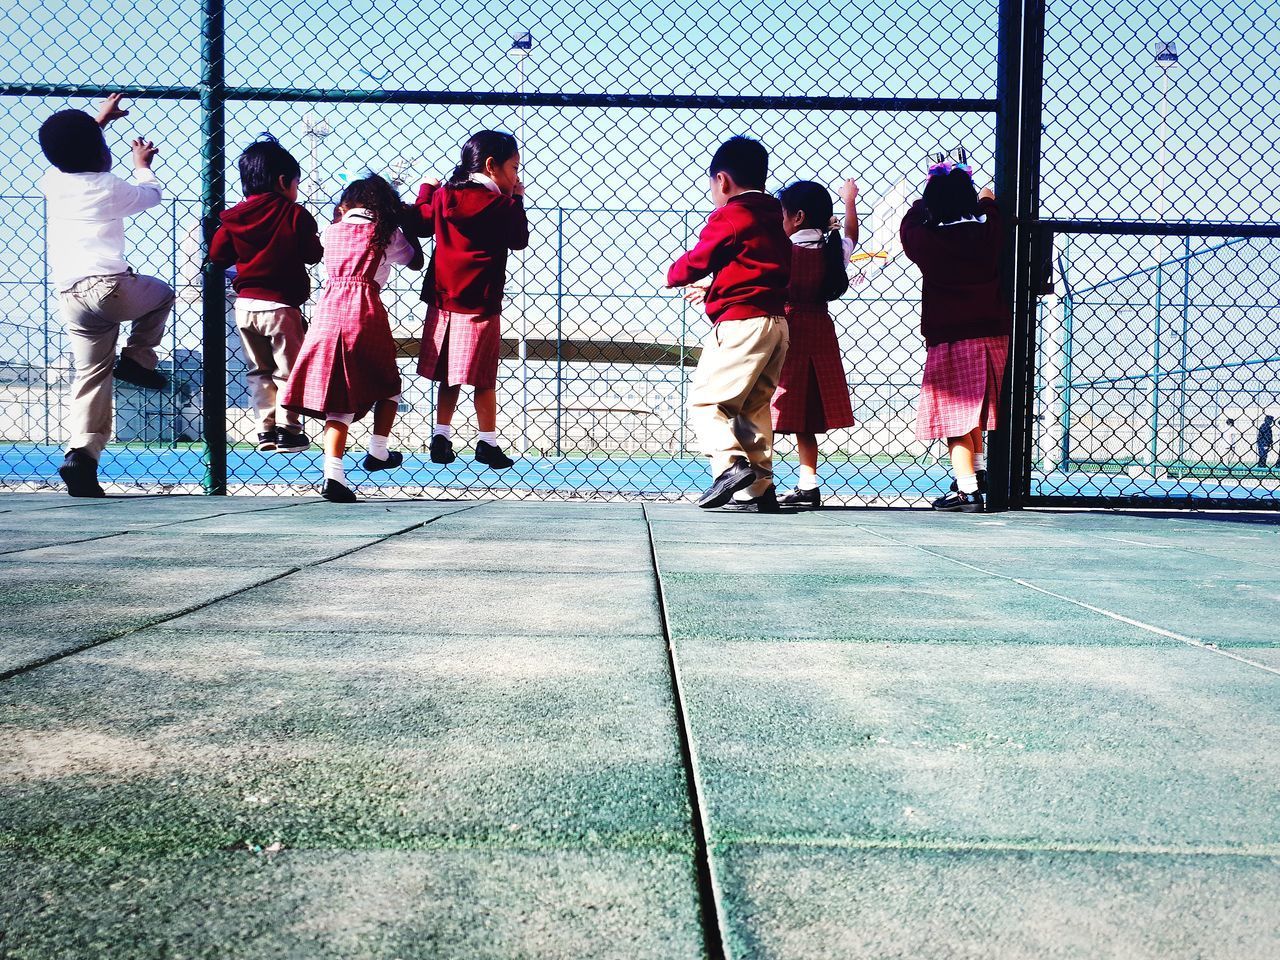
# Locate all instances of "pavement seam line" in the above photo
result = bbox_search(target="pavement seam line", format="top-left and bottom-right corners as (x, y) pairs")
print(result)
(0, 502), (483, 683)
(0, 500), (315, 558)
(642, 503), (731, 960)
(830, 517), (1280, 680)
(720, 836), (1280, 858)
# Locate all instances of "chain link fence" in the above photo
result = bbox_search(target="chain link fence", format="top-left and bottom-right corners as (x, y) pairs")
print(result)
(1, 0), (1275, 506)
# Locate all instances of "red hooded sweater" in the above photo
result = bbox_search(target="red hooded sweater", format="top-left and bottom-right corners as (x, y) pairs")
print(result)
(899, 197), (1011, 346)
(209, 192), (323, 307)
(410, 182), (530, 315)
(666, 192), (791, 323)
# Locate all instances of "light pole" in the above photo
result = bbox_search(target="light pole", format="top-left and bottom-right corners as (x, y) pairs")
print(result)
(301, 113), (332, 206)
(509, 29), (533, 452)
(1148, 40), (1179, 469)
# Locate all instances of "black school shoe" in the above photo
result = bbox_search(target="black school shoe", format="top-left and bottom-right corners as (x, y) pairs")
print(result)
(950, 469), (988, 494)
(932, 489), (985, 513)
(113, 356), (168, 391)
(429, 434), (457, 464)
(256, 431), (277, 452)
(362, 450), (403, 473)
(778, 486), (821, 509)
(275, 427), (311, 453)
(320, 479), (358, 503)
(697, 458), (756, 509)
(475, 440), (515, 471)
(58, 448), (106, 498)
(721, 484), (782, 514)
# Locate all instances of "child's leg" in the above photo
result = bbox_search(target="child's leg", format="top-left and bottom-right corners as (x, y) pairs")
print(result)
(796, 432), (820, 488)
(323, 416), (351, 484)
(61, 295), (121, 460)
(269, 308), (306, 433)
(236, 316), (277, 435)
(366, 398), (399, 462)
(116, 274), (174, 371)
(948, 433), (979, 492)
(736, 318), (790, 496)
(435, 382), (461, 432)
(475, 387), (497, 435)
(971, 427), (985, 471)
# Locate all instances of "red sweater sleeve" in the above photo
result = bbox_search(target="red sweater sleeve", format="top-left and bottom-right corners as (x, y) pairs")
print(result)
(507, 196), (529, 251)
(406, 182), (438, 238)
(208, 223), (235, 269)
(667, 207), (735, 287)
(899, 200), (930, 266)
(296, 208), (323, 265)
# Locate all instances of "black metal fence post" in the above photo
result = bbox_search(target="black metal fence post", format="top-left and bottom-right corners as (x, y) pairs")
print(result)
(200, 0), (227, 495)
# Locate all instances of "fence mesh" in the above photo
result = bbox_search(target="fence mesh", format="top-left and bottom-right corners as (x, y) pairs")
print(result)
(1, 0), (1276, 506)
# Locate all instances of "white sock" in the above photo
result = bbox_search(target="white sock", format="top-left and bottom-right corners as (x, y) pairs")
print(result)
(797, 470), (820, 491)
(957, 472), (979, 494)
(368, 434), (389, 460)
(433, 424), (452, 439)
(324, 456), (346, 485)
(478, 430), (498, 446)
(974, 453), (986, 472)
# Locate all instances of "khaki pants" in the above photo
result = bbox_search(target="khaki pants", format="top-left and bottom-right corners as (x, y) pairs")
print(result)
(60, 272), (174, 458)
(235, 304), (305, 433)
(689, 314), (789, 490)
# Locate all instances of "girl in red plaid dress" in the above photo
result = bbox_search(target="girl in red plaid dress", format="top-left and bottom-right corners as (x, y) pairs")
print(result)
(282, 175), (421, 502)
(769, 178), (860, 509)
(900, 153), (1011, 512)
(410, 130), (529, 471)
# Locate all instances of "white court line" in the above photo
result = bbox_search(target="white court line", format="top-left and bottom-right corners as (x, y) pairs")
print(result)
(832, 518), (1280, 680)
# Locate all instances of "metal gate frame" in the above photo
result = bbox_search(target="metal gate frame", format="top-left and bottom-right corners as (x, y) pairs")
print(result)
(992, 0), (1280, 512)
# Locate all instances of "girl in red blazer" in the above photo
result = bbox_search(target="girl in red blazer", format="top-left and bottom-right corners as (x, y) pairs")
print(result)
(412, 130), (529, 470)
(900, 153), (1011, 513)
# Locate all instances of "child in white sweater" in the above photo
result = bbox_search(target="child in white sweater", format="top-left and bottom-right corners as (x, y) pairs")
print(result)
(38, 93), (175, 497)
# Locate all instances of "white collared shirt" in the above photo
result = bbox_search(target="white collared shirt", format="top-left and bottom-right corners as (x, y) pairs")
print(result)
(468, 172), (503, 194)
(791, 228), (856, 264)
(40, 166), (164, 291)
(321, 208), (415, 286)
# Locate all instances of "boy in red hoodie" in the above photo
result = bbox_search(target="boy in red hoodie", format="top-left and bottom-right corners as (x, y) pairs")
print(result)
(668, 136), (792, 511)
(210, 137), (323, 452)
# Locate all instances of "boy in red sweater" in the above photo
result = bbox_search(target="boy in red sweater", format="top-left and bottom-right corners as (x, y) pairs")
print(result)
(668, 136), (792, 511)
(210, 137), (323, 453)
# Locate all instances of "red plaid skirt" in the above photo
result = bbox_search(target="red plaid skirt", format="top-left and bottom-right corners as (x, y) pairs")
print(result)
(417, 305), (501, 389)
(281, 222), (401, 420)
(915, 335), (1009, 441)
(771, 306), (855, 434)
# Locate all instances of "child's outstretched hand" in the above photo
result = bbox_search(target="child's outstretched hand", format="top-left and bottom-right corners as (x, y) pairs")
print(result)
(96, 93), (129, 128)
(978, 186), (995, 201)
(681, 278), (711, 305)
(131, 138), (158, 169)
(839, 178), (859, 203)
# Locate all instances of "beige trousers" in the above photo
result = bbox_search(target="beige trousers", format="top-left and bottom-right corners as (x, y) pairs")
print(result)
(689, 314), (789, 489)
(235, 304), (305, 433)
(60, 271), (174, 457)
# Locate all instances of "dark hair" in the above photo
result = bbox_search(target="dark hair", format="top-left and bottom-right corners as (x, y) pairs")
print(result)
(778, 180), (849, 302)
(709, 136), (768, 191)
(921, 168), (979, 227)
(238, 136), (301, 196)
(448, 130), (519, 185)
(39, 110), (109, 173)
(337, 174), (403, 249)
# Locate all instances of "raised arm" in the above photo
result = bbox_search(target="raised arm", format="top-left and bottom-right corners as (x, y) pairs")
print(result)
(667, 209), (735, 287)
(839, 178), (860, 246)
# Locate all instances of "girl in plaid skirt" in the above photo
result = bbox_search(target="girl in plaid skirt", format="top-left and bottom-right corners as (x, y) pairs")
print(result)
(769, 178), (860, 509)
(900, 152), (1012, 512)
(281, 175), (420, 503)
(411, 130), (529, 471)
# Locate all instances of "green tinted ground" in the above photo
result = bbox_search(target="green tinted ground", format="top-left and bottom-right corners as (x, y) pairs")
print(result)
(0, 495), (1277, 959)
